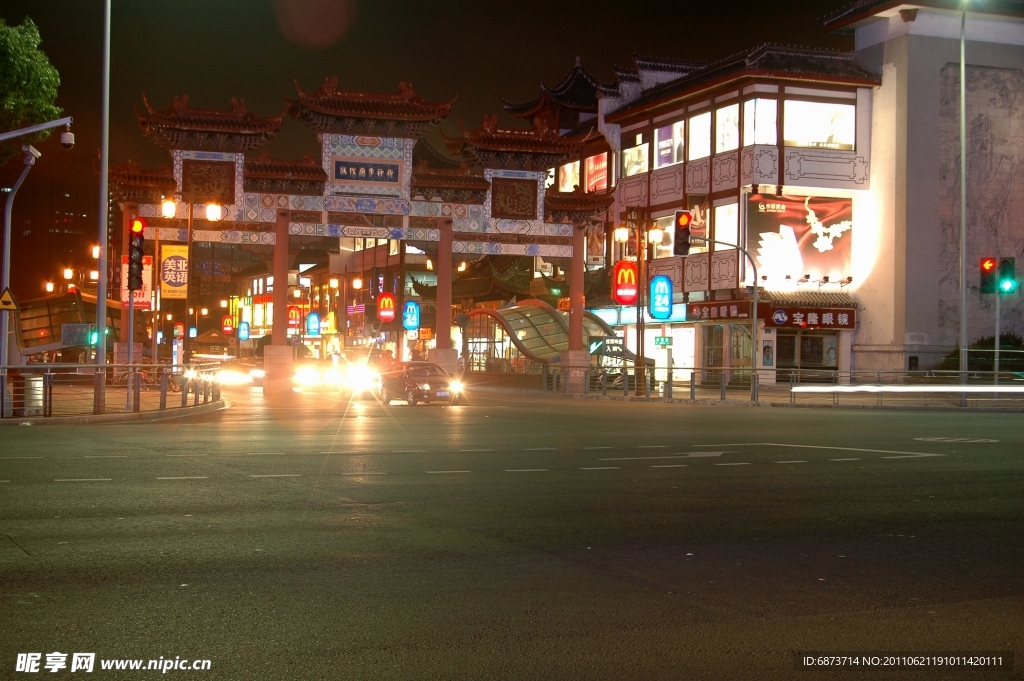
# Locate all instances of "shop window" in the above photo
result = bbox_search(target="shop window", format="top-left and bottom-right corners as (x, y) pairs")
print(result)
(702, 324), (724, 368)
(688, 112), (711, 160)
(730, 323), (752, 368)
(654, 121), (685, 169)
(783, 100), (855, 151)
(652, 215), (675, 260)
(389, 239), (400, 256)
(622, 141), (648, 177)
(545, 168), (555, 189)
(713, 203), (738, 249)
(585, 153), (608, 192)
(743, 98), (777, 146)
(715, 104), (740, 154)
(558, 161), (580, 192)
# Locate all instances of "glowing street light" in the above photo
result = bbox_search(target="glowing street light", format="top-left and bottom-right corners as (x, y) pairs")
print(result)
(161, 198), (177, 219)
(220, 299), (228, 308)
(44, 282), (54, 293)
(352, 277), (363, 290)
(205, 204), (222, 221)
(91, 245), (100, 259)
(614, 225), (630, 243)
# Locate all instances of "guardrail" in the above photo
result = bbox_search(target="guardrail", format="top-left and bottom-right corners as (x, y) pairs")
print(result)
(0, 363), (221, 419)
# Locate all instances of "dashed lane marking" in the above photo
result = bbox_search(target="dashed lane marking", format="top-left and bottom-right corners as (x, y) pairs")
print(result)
(694, 443), (944, 457)
(157, 476), (209, 480)
(84, 455), (127, 458)
(54, 478), (111, 482)
(913, 437), (998, 443)
(650, 464), (688, 468)
(0, 480), (10, 483)
(1, 457), (43, 459)
(600, 452), (728, 461)
(881, 454), (945, 459)
(249, 474), (301, 478)
(714, 463), (752, 466)
(775, 460), (807, 464)
(580, 467), (620, 470)
(505, 469), (549, 472)
(167, 454), (208, 457)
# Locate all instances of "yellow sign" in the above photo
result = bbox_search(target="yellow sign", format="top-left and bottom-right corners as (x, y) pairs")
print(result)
(160, 244), (188, 300)
(0, 288), (18, 311)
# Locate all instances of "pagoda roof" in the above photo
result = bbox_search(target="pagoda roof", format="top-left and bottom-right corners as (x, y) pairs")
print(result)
(411, 256), (534, 302)
(244, 153), (328, 182)
(502, 58), (611, 117)
(287, 79), (454, 137)
(107, 160), (177, 202)
(412, 138), (463, 170)
(443, 116), (591, 170)
(544, 187), (614, 222)
(824, 0), (1024, 32)
(135, 94), (283, 151)
(607, 45), (881, 123)
(411, 163), (490, 203)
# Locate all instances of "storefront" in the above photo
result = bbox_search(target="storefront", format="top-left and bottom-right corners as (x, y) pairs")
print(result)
(588, 304), (694, 382)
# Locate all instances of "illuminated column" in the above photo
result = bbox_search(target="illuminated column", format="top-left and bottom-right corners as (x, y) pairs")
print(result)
(264, 208), (293, 392)
(432, 217), (458, 376)
(567, 223), (585, 352)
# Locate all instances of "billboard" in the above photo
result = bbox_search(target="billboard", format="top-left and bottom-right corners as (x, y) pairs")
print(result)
(746, 193), (853, 285)
(120, 255), (153, 310)
(585, 153), (607, 192)
(649, 275), (673, 320)
(160, 245), (188, 300)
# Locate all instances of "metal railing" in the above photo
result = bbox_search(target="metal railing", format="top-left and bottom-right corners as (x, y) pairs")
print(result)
(0, 363), (221, 419)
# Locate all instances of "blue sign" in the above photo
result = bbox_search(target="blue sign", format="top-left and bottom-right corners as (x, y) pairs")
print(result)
(305, 312), (321, 337)
(402, 300), (420, 331)
(237, 321), (251, 341)
(649, 275), (673, 320)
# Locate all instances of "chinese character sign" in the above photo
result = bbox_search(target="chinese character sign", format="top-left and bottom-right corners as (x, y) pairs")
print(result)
(160, 245), (188, 300)
(649, 275), (673, 320)
(402, 300), (420, 331)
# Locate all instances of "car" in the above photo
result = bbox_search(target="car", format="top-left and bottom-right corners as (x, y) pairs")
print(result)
(378, 362), (464, 406)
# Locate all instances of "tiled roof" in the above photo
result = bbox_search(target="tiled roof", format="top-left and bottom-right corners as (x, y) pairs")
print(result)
(823, 0), (1024, 31)
(412, 139), (463, 170)
(633, 54), (707, 75)
(136, 95), (284, 138)
(503, 59), (611, 116)
(411, 165), (490, 191)
(544, 188), (615, 215)
(289, 78), (454, 122)
(607, 45), (880, 123)
(761, 290), (858, 308)
(244, 154), (327, 182)
(444, 116), (590, 156)
(107, 160), (177, 191)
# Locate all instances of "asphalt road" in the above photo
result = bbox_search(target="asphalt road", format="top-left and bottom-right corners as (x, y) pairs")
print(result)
(1, 387), (1022, 680)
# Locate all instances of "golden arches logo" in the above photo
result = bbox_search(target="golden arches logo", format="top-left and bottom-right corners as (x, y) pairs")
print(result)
(379, 295), (395, 309)
(617, 267), (637, 285)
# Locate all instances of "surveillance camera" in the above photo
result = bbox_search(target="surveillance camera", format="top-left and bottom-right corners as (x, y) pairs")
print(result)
(23, 144), (41, 159)
(60, 131), (75, 149)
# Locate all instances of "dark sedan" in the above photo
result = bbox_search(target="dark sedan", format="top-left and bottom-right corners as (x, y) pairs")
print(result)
(378, 362), (463, 406)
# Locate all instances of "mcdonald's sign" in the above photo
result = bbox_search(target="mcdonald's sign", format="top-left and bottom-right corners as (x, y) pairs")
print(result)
(612, 260), (639, 305)
(377, 292), (397, 322)
(649, 275), (673, 320)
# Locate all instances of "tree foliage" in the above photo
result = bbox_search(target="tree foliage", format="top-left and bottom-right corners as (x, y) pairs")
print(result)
(0, 17), (62, 163)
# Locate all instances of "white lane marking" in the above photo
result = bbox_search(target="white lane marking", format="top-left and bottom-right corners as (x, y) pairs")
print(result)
(524, 447), (556, 451)
(775, 460), (807, 464)
(650, 464), (688, 468)
(460, 449), (494, 452)
(693, 443), (942, 457)
(881, 454), (945, 459)
(795, 385), (1024, 394)
(249, 474), (301, 478)
(580, 467), (620, 470)
(0, 480), (10, 483)
(426, 470), (471, 474)
(54, 478), (111, 482)
(600, 452), (728, 461)
(637, 446), (667, 449)
(504, 469), (549, 472)
(167, 454), (208, 457)
(831, 458), (861, 461)
(157, 476), (209, 480)
(340, 472), (386, 476)
(913, 437), (998, 443)
(584, 446), (613, 450)
(1, 456), (43, 459)
(85, 455), (127, 458)
(714, 463), (751, 466)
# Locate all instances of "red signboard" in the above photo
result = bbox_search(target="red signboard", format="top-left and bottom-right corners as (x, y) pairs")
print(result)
(762, 306), (856, 329)
(377, 292), (397, 322)
(585, 153), (607, 193)
(173, 322), (185, 339)
(221, 315), (234, 335)
(612, 261), (638, 305)
(287, 305), (302, 329)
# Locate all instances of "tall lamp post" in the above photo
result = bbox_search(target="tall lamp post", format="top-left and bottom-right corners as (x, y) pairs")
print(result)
(614, 207), (662, 396)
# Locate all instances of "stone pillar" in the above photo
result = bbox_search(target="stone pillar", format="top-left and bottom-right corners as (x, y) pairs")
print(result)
(264, 209), (293, 393)
(560, 223), (590, 393)
(118, 202), (137, 343)
(431, 217), (458, 376)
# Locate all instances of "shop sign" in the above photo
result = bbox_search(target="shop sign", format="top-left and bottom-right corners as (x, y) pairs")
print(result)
(306, 311), (321, 337)
(287, 306), (302, 329)
(237, 321), (251, 341)
(763, 307), (855, 329)
(612, 261), (638, 305)
(160, 245), (188, 300)
(221, 315), (234, 335)
(649, 275), (673, 320)
(377, 293), (397, 322)
(347, 303), (365, 314)
(401, 300), (420, 330)
(120, 255), (153, 310)
(655, 336), (672, 347)
(687, 301), (751, 321)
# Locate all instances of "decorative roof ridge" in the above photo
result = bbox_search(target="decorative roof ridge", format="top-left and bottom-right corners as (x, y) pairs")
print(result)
(245, 152), (322, 167)
(290, 77), (457, 115)
(632, 53), (708, 73)
(137, 93), (286, 126)
(823, 0), (1024, 32)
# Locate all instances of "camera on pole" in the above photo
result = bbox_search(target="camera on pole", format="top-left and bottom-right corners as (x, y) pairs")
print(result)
(128, 217), (146, 291)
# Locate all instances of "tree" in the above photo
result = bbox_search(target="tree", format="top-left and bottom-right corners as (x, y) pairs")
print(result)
(0, 17), (61, 163)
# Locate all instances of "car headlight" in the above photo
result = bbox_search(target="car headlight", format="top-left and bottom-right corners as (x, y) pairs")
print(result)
(183, 369), (198, 380)
(216, 369), (254, 385)
(249, 368), (265, 379)
(294, 366), (321, 387)
(449, 380), (464, 393)
(345, 365), (378, 392)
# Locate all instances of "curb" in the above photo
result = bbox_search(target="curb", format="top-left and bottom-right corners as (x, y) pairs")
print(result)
(0, 399), (228, 426)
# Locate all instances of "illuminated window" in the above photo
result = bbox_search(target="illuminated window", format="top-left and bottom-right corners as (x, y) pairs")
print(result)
(584, 153), (608, 192)
(622, 143), (648, 177)
(713, 203), (739, 249)
(783, 100), (855, 151)
(558, 161), (580, 192)
(652, 215), (676, 260)
(544, 168), (555, 189)
(654, 121), (685, 168)
(715, 104), (740, 153)
(688, 112), (711, 160)
(743, 98), (777, 146)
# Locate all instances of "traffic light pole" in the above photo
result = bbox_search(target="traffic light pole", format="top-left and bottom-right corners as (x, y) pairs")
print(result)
(994, 291), (1000, 403)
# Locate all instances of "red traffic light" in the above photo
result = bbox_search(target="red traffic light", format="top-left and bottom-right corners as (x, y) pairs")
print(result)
(674, 210), (692, 230)
(981, 257), (997, 272)
(130, 217), (146, 234)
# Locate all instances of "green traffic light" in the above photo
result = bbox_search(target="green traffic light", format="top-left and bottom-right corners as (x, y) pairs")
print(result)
(1000, 279), (1017, 293)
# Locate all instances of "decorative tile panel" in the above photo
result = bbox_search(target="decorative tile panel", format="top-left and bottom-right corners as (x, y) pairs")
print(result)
(648, 256), (684, 293)
(711, 151), (739, 192)
(683, 252), (710, 292)
(650, 165), (684, 206)
(617, 174), (648, 206)
(710, 249), (739, 290)
(685, 158), (710, 193)
(784, 150), (870, 189)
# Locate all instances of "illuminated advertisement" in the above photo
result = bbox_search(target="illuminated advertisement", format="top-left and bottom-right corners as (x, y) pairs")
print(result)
(655, 122), (685, 168)
(305, 311), (321, 337)
(160, 245), (188, 300)
(585, 153), (607, 192)
(558, 161), (580, 192)
(688, 111), (711, 160)
(622, 143), (648, 177)
(402, 300), (420, 330)
(237, 321), (251, 341)
(783, 100), (855, 151)
(743, 98), (777, 146)
(612, 261), (639, 305)
(746, 193), (854, 285)
(377, 292), (397, 322)
(649, 275), (673, 320)
(715, 103), (739, 153)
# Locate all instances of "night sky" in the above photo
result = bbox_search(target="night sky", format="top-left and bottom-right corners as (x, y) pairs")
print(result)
(1, 0), (853, 292)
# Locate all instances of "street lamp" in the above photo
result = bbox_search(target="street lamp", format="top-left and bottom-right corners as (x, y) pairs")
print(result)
(44, 282), (54, 293)
(220, 299), (228, 309)
(205, 204), (222, 222)
(614, 210), (665, 396)
(161, 198), (176, 219)
(63, 268), (74, 281)
(91, 245), (100, 259)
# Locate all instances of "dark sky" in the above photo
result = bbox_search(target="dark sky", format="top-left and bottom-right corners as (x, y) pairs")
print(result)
(4, 0), (853, 176)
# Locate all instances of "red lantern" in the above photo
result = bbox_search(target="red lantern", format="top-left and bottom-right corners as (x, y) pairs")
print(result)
(612, 260), (639, 305)
(377, 292), (396, 322)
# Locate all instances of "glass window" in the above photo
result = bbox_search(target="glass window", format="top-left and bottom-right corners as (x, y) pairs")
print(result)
(783, 100), (855, 151)
(585, 153), (607, 192)
(558, 161), (580, 192)
(743, 98), (777, 146)
(715, 104), (740, 153)
(652, 215), (675, 260)
(622, 144), (648, 177)
(544, 168), (555, 189)
(688, 112), (711, 160)
(654, 121), (685, 168)
(713, 203), (738, 249)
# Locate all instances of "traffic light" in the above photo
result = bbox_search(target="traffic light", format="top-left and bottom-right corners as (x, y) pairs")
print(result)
(673, 210), (692, 256)
(998, 257), (1017, 294)
(128, 217), (146, 291)
(980, 257), (997, 294)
